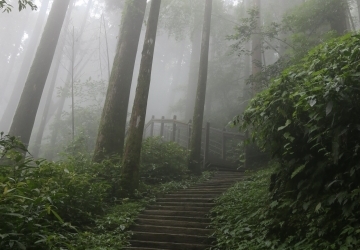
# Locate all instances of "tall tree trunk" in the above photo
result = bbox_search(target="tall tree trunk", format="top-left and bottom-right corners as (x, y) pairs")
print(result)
(8, 0), (71, 148)
(329, 0), (347, 35)
(357, 0), (360, 25)
(92, 0), (147, 163)
(120, 0), (161, 196)
(251, 0), (262, 93)
(32, 0), (90, 158)
(32, 0), (78, 158)
(0, 0), (50, 133)
(46, 47), (95, 160)
(167, 41), (186, 115)
(188, 0), (212, 174)
(184, 22), (202, 121)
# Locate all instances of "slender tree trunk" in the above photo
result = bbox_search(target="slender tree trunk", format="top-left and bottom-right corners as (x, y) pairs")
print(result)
(357, 0), (360, 25)
(188, 0), (212, 174)
(32, 0), (77, 158)
(184, 22), (202, 121)
(46, 47), (95, 160)
(9, 0), (71, 148)
(251, 0), (262, 93)
(329, 0), (347, 35)
(167, 41), (186, 114)
(120, 0), (161, 196)
(0, 0), (50, 133)
(92, 0), (147, 163)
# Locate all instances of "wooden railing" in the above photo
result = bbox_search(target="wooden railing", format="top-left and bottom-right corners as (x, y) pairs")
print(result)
(143, 115), (245, 168)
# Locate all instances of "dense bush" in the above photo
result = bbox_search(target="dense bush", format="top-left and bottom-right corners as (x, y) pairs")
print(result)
(210, 168), (273, 250)
(140, 137), (188, 184)
(0, 134), (110, 249)
(0, 134), (205, 249)
(236, 34), (360, 248)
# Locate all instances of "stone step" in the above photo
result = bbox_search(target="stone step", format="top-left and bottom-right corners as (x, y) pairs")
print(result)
(125, 170), (245, 249)
(155, 202), (215, 208)
(156, 197), (214, 203)
(147, 205), (211, 212)
(129, 240), (211, 250)
(172, 190), (224, 195)
(142, 209), (208, 217)
(123, 248), (167, 250)
(137, 214), (211, 223)
(132, 232), (213, 245)
(130, 224), (213, 235)
(163, 193), (219, 199)
(135, 217), (210, 227)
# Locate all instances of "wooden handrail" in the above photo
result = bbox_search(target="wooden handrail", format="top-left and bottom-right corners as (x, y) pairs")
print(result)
(142, 115), (245, 167)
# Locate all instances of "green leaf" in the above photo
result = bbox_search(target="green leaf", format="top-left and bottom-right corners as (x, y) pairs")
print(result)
(278, 119), (292, 131)
(15, 241), (26, 250)
(326, 101), (333, 116)
(309, 99), (317, 107)
(315, 202), (322, 213)
(291, 165), (305, 179)
(51, 209), (64, 224)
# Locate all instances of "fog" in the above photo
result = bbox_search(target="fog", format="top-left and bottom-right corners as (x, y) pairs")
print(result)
(0, 0), (357, 159)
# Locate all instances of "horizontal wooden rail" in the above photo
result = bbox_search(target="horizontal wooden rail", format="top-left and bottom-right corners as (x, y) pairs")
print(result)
(143, 115), (245, 168)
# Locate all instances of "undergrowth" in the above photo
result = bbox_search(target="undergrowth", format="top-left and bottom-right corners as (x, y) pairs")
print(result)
(0, 135), (212, 249)
(210, 167), (273, 250)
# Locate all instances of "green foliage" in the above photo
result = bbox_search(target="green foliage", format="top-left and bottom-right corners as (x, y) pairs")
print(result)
(210, 168), (273, 250)
(236, 34), (360, 248)
(229, 0), (346, 91)
(0, 0), (37, 13)
(1, 134), (211, 249)
(41, 79), (107, 159)
(140, 137), (189, 184)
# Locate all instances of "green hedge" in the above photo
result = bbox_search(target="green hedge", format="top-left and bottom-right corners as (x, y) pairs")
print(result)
(233, 34), (360, 249)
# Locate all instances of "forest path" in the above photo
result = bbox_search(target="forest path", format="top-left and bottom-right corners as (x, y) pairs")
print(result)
(123, 168), (247, 250)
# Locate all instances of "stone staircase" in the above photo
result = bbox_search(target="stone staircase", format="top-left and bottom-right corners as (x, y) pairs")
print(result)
(123, 169), (247, 250)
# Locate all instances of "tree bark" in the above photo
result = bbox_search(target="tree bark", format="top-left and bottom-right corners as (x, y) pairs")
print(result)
(188, 0), (212, 174)
(9, 0), (71, 148)
(329, 0), (347, 35)
(357, 0), (360, 25)
(120, 0), (161, 196)
(0, 0), (50, 133)
(32, 0), (78, 158)
(184, 22), (202, 121)
(251, 0), (262, 93)
(92, 0), (147, 163)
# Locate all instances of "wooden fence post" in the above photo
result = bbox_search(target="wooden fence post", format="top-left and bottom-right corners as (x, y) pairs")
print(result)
(177, 128), (180, 144)
(150, 115), (155, 137)
(203, 122), (210, 169)
(222, 128), (226, 160)
(172, 115), (177, 142)
(160, 116), (165, 137)
(187, 119), (192, 149)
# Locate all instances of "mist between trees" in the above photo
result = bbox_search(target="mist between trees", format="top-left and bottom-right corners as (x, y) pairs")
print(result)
(1, 0), (360, 249)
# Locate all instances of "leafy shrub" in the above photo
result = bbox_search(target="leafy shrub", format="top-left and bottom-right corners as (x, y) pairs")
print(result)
(238, 34), (360, 248)
(210, 168), (273, 250)
(0, 136), (109, 249)
(140, 137), (188, 184)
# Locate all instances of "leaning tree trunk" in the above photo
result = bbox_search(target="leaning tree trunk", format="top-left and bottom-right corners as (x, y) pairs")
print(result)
(0, 0), (50, 133)
(32, 0), (90, 158)
(92, 0), (147, 163)
(32, 0), (77, 158)
(120, 0), (161, 197)
(188, 0), (212, 174)
(8, 0), (71, 148)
